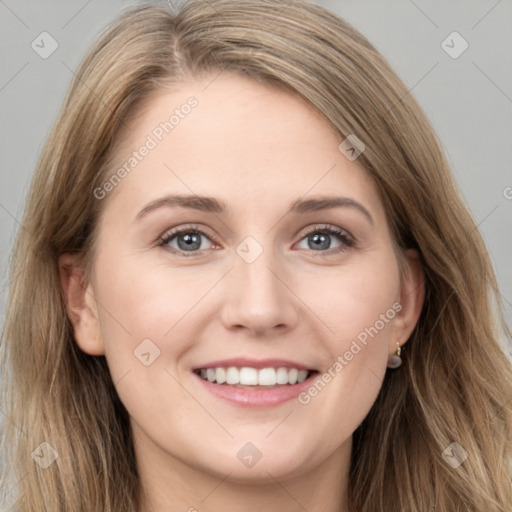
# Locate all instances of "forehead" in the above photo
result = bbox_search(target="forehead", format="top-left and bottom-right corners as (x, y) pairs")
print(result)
(101, 72), (384, 222)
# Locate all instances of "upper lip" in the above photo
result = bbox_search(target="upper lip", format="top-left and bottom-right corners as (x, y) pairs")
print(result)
(192, 357), (315, 371)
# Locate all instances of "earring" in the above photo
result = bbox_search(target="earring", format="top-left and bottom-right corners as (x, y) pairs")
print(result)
(387, 340), (402, 369)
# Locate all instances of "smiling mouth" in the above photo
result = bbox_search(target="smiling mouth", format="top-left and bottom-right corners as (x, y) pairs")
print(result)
(194, 366), (318, 388)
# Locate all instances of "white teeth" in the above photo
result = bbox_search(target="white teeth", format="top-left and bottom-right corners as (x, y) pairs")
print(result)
(239, 367), (258, 385)
(197, 366), (312, 386)
(276, 367), (289, 384)
(258, 368), (276, 386)
(226, 366), (239, 385)
(216, 367), (226, 384)
(288, 368), (299, 384)
(297, 369), (309, 383)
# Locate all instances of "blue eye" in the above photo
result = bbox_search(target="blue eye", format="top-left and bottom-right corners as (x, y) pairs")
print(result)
(296, 225), (354, 254)
(159, 226), (214, 256)
(158, 224), (354, 257)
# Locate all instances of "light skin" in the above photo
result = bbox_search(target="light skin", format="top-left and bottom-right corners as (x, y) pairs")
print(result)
(59, 72), (424, 512)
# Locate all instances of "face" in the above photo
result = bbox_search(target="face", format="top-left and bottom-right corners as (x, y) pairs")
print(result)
(61, 72), (423, 486)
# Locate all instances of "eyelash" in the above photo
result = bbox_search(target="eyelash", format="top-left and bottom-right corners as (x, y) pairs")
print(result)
(158, 224), (355, 258)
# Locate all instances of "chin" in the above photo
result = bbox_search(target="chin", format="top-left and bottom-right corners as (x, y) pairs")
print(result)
(186, 436), (319, 484)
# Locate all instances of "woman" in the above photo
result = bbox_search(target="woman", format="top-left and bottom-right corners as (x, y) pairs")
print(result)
(1, 1), (511, 510)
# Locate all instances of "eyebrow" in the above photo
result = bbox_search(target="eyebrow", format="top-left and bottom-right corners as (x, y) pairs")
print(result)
(135, 194), (374, 225)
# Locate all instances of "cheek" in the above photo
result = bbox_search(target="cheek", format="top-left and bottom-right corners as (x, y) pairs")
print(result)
(91, 251), (206, 423)
(311, 251), (399, 396)
(327, 276), (398, 362)
(93, 248), (211, 344)
(313, 250), (400, 351)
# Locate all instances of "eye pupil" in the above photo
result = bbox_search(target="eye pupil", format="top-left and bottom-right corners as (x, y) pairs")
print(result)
(309, 233), (330, 250)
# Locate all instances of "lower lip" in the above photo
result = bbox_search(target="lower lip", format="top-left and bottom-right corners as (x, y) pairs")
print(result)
(193, 372), (317, 408)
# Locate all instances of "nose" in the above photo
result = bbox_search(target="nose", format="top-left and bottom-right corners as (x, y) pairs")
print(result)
(220, 245), (299, 336)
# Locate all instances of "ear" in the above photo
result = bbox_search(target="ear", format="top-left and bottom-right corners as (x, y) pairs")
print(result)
(391, 248), (425, 354)
(58, 253), (105, 356)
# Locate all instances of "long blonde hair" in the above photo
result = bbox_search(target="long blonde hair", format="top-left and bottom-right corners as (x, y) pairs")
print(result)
(1, 1), (511, 510)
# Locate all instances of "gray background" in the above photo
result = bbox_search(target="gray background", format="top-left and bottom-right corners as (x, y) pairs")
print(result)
(1, 0), (511, 356)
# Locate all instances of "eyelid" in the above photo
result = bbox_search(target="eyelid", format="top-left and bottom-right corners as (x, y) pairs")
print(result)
(299, 224), (354, 243)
